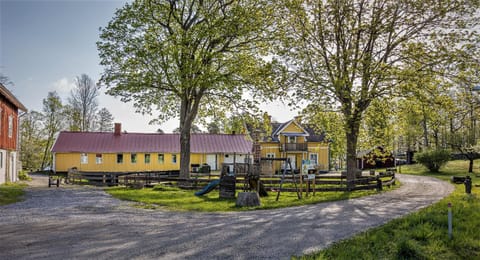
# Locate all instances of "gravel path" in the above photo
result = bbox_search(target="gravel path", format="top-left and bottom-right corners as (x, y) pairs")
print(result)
(0, 173), (453, 259)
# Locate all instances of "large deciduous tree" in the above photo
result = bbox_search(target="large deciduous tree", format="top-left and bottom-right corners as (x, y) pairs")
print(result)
(98, 0), (275, 178)
(68, 74), (99, 132)
(41, 91), (63, 169)
(20, 111), (45, 171)
(276, 0), (479, 188)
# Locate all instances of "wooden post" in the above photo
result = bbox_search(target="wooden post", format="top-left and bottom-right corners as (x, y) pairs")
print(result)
(313, 176), (316, 196)
(376, 176), (383, 191)
(233, 152), (236, 175)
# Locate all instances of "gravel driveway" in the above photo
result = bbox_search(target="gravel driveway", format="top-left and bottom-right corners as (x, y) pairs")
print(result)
(0, 174), (453, 259)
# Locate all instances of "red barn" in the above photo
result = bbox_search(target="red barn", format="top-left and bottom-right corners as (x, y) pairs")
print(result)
(0, 84), (27, 184)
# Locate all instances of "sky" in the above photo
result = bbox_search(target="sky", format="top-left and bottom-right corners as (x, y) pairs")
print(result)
(0, 0), (299, 133)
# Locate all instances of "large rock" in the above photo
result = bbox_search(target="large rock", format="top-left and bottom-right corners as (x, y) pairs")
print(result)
(236, 192), (261, 207)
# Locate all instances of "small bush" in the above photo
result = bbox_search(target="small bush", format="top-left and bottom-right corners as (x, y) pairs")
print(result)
(414, 149), (451, 172)
(18, 170), (31, 181)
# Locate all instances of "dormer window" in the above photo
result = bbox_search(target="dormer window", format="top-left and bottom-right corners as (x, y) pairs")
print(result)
(288, 136), (296, 143)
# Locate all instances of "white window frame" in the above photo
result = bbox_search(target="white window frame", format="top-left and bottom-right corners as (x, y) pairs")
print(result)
(8, 114), (13, 138)
(158, 154), (164, 164)
(309, 153), (318, 165)
(95, 154), (103, 164)
(131, 153), (137, 164)
(117, 154), (123, 164)
(144, 153), (151, 164)
(80, 153), (88, 164)
(172, 154), (177, 164)
(287, 136), (296, 143)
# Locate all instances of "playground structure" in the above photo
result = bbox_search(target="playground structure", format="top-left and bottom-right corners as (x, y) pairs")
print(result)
(65, 149), (397, 200)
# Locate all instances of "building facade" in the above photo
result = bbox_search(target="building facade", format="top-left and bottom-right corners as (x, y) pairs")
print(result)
(0, 84), (27, 184)
(258, 119), (330, 174)
(51, 124), (253, 173)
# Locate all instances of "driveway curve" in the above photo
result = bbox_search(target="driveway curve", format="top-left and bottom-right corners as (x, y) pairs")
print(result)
(0, 174), (453, 259)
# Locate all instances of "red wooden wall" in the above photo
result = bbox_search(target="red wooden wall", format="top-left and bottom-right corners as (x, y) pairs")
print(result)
(0, 95), (19, 150)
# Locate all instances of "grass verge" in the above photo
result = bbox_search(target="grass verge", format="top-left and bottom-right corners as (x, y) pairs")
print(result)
(107, 177), (398, 212)
(0, 182), (26, 205)
(297, 159), (480, 259)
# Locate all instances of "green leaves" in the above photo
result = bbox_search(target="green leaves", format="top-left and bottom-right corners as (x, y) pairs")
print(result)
(414, 149), (451, 172)
(97, 0), (276, 124)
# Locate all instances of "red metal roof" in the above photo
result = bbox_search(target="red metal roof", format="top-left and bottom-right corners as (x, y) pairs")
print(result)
(0, 84), (27, 111)
(51, 132), (253, 154)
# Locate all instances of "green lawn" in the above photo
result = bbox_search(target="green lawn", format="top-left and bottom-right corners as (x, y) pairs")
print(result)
(0, 182), (26, 205)
(298, 159), (480, 260)
(107, 176), (397, 212)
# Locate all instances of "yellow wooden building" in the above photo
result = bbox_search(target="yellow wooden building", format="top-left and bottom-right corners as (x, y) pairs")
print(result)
(51, 124), (253, 173)
(259, 119), (330, 174)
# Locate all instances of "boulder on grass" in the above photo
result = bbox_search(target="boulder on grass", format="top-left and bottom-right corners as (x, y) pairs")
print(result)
(236, 192), (260, 207)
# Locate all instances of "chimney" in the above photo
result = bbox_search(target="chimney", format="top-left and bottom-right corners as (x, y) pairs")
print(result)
(231, 130), (236, 135)
(114, 123), (121, 136)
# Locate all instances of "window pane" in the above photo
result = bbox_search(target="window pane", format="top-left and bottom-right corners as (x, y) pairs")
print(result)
(158, 154), (164, 164)
(309, 154), (318, 164)
(81, 153), (88, 164)
(8, 115), (13, 138)
(145, 154), (150, 164)
(96, 154), (102, 164)
(131, 153), (137, 163)
(172, 154), (177, 163)
(117, 154), (123, 164)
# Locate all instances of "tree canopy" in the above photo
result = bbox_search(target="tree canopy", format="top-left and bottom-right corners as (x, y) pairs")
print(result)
(276, 0), (480, 187)
(98, 0), (276, 178)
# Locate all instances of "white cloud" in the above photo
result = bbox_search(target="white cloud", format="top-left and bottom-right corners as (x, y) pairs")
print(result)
(52, 77), (75, 96)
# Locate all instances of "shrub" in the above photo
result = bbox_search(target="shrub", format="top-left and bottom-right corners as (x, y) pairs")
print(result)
(18, 170), (31, 181)
(414, 149), (450, 172)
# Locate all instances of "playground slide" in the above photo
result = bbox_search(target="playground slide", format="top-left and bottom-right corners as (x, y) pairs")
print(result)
(194, 179), (221, 196)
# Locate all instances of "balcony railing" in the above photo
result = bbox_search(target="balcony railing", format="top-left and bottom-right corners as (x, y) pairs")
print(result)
(281, 143), (308, 152)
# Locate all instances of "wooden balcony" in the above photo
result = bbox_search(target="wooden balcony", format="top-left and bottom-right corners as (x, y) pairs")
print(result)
(280, 143), (308, 152)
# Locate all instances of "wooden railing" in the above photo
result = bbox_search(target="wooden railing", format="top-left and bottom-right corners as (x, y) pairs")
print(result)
(280, 143), (308, 152)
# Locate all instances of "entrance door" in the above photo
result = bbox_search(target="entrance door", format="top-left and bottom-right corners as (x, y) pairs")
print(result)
(206, 154), (217, 170)
(287, 155), (296, 170)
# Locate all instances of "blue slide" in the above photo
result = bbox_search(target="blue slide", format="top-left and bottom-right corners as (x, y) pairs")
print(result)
(195, 179), (221, 196)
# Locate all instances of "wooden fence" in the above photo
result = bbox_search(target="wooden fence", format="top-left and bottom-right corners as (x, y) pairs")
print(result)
(118, 170), (396, 192)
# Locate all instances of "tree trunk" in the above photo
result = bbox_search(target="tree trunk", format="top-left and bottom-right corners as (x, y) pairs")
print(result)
(468, 158), (473, 173)
(41, 136), (52, 170)
(345, 117), (360, 191)
(179, 125), (192, 179)
(422, 107), (429, 149)
(178, 94), (202, 179)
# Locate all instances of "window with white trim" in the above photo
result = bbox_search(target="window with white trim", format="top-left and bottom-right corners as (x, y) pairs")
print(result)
(158, 154), (164, 164)
(287, 136), (296, 143)
(145, 154), (151, 164)
(80, 153), (88, 164)
(117, 154), (123, 164)
(309, 153), (318, 165)
(8, 115), (13, 138)
(96, 154), (103, 164)
(131, 153), (137, 164)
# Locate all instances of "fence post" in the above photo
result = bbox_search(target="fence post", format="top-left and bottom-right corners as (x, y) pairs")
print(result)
(376, 176), (383, 191)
